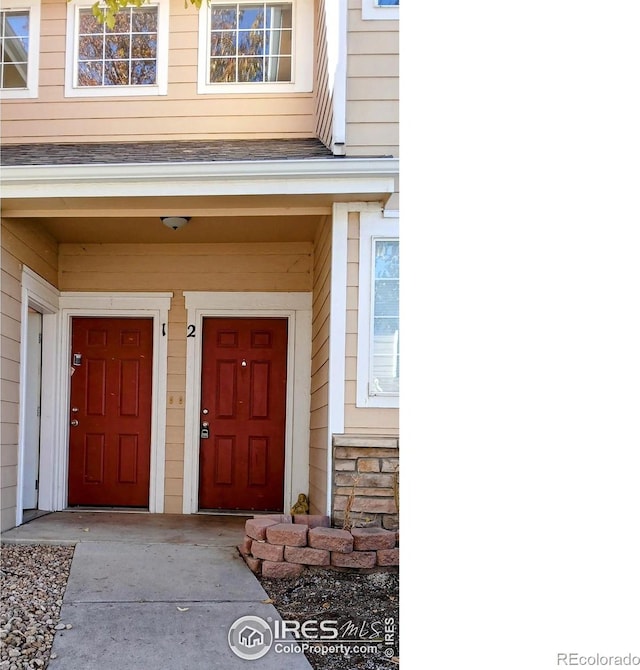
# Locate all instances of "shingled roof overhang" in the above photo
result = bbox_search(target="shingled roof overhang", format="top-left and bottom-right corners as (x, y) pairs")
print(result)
(0, 139), (398, 205)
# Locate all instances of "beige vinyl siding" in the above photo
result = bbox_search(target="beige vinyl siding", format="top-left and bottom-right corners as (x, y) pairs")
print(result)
(164, 293), (187, 514)
(0, 222), (59, 532)
(344, 212), (398, 435)
(1, 244), (21, 532)
(58, 243), (313, 292)
(314, 0), (333, 149)
(1, 222), (59, 288)
(59, 241), (312, 511)
(1, 0), (316, 144)
(308, 218), (331, 514)
(345, 0), (399, 157)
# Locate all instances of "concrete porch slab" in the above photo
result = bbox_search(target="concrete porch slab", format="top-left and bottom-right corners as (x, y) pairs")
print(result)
(0, 511), (248, 546)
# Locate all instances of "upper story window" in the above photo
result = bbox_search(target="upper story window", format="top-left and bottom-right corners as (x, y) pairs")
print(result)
(198, 0), (312, 94)
(65, 0), (169, 97)
(0, 0), (40, 98)
(357, 211), (400, 408)
(362, 0), (399, 21)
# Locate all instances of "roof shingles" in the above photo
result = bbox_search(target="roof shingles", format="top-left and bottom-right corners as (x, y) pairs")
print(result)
(0, 138), (336, 167)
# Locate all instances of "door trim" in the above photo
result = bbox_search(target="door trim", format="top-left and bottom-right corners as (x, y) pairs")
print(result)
(183, 292), (312, 515)
(17, 268), (60, 527)
(57, 293), (172, 513)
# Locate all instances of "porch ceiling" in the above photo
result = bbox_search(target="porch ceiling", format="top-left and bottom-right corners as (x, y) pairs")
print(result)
(29, 213), (325, 244)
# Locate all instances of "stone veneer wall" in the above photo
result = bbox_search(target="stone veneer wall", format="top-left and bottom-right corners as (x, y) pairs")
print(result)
(332, 435), (399, 530)
(238, 514), (399, 579)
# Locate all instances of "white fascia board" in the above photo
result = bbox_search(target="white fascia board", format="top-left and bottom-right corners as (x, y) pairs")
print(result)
(1, 158), (399, 200)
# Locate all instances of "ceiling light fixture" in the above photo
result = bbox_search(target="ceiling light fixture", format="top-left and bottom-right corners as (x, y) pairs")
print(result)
(161, 216), (191, 231)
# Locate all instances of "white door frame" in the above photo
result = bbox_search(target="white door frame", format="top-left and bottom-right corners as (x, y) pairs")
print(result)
(182, 292), (312, 514)
(56, 292), (172, 513)
(17, 269), (60, 527)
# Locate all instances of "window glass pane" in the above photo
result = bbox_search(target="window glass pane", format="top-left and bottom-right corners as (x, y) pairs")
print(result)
(131, 60), (156, 84)
(376, 0), (399, 6)
(76, 6), (158, 87)
(238, 6), (264, 29)
(265, 55), (290, 81)
(266, 3), (291, 29)
(1, 10), (29, 89)
(211, 6), (237, 29)
(209, 2), (293, 83)
(109, 9), (131, 33)
(372, 240), (399, 394)
(238, 30), (263, 55)
(104, 60), (129, 85)
(210, 57), (236, 82)
(211, 32), (236, 56)
(78, 60), (103, 86)
(238, 56), (263, 81)
(132, 8), (157, 32)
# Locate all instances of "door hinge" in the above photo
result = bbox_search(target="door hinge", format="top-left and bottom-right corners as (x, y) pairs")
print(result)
(38, 333), (42, 344)
(36, 406), (41, 417)
(35, 479), (39, 491)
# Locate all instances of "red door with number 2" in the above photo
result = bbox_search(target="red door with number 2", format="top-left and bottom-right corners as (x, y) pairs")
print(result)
(199, 317), (288, 512)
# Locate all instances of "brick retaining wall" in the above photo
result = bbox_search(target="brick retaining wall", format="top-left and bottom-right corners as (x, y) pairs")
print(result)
(332, 434), (399, 530)
(238, 514), (399, 578)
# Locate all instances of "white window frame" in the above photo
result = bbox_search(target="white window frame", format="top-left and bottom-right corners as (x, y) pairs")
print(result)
(0, 0), (40, 99)
(64, 0), (169, 98)
(197, 0), (313, 94)
(356, 210), (399, 408)
(362, 0), (399, 21)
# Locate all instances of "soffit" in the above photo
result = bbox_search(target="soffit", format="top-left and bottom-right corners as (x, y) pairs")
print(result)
(32, 215), (323, 244)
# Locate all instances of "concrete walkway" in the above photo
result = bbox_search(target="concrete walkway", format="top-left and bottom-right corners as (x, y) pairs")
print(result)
(1, 512), (313, 669)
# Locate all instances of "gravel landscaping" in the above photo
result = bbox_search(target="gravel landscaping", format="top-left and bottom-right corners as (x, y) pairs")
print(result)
(259, 568), (400, 670)
(0, 544), (74, 670)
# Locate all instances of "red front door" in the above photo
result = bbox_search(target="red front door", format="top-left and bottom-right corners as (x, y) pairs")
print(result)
(199, 318), (288, 512)
(68, 317), (153, 507)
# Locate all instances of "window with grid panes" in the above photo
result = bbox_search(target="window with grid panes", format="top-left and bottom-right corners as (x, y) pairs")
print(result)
(198, 0), (312, 93)
(1, 0), (39, 97)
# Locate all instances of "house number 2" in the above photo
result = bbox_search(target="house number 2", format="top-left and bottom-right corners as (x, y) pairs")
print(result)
(187, 325), (196, 338)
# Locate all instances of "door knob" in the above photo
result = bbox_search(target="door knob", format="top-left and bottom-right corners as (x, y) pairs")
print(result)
(70, 419), (79, 427)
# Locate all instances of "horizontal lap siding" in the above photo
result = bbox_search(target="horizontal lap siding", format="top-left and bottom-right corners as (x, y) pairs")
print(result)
(59, 241), (313, 513)
(314, 0), (333, 149)
(1, 0), (316, 144)
(0, 222), (59, 532)
(1, 222), (59, 288)
(309, 218), (331, 514)
(344, 213), (398, 436)
(59, 243), (313, 292)
(345, 1), (399, 157)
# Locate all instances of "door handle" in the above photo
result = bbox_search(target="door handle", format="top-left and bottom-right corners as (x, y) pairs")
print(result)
(70, 419), (79, 427)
